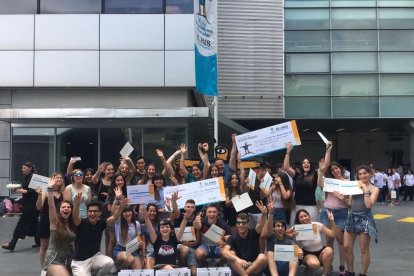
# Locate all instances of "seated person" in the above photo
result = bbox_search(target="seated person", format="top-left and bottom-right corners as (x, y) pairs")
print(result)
(221, 210), (267, 276)
(194, 204), (232, 266)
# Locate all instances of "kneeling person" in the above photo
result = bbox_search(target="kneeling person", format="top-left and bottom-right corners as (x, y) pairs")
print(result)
(221, 213), (267, 276)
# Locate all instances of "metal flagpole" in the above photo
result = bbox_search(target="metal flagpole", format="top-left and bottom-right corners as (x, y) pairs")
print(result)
(214, 95), (218, 149)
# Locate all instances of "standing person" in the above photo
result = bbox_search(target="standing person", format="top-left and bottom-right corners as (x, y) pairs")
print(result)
(392, 168), (401, 202)
(141, 203), (161, 269)
(343, 165), (379, 276)
(373, 168), (387, 204)
(403, 169), (414, 201)
(43, 176), (76, 276)
(283, 142), (332, 224)
(71, 195), (125, 275)
(221, 210), (268, 276)
(317, 161), (350, 276)
(269, 172), (294, 223)
(64, 169), (92, 219)
(2, 161), (39, 251)
(132, 156), (146, 184)
(224, 167), (246, 234)
(35, 173), (64, 268)
(386, 168), (397, 206)
(92, 162), (114, 204)
(117, 157), (136, 186)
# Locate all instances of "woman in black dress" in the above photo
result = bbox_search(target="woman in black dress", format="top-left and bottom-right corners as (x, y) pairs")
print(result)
(1, 161), (40, 251)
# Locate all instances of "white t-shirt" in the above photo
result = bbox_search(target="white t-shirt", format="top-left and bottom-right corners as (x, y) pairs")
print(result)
(394, 173), (401, 187)
(374, 172), (385, 188)
(404, 174), (414, 187)
(297, 222), (324, 252)
(387, 175), (398, 189)
(114, 220), (141, 247)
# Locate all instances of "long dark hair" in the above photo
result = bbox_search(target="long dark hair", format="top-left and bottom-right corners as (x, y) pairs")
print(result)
(274, 172), (295, 209)
(120, 205), (138, 244)
(23, 161), (36, 174)
(327, 162), (345, 178)
(55, 200), (76, 249)
(297, 158), (315, 186)
(152, 173), (165, 201)
(226, 173), (243, 198)
(108, 173), (127, 200)
(294, 208), (310, 225)
(141, 163), (156, 184)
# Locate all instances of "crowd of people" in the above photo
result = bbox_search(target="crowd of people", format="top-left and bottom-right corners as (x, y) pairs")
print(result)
(2, 134), (400, 276)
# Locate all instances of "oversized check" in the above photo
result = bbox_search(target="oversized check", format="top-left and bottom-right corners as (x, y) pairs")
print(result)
(235, 120), (301, 160)
(274, 245), (298, 262)
(28, 174), (50, 191)
(323, 178), (363, 195)
(294, 223), (318, 241)
(127, 184), (154, 204)
(163, 177), (226, 209)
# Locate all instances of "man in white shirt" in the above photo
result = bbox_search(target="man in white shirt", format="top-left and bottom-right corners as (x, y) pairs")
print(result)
(374, 168), (387, 204)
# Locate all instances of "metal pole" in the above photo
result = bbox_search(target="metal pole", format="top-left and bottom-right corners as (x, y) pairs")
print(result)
(214, 95), (218, 149)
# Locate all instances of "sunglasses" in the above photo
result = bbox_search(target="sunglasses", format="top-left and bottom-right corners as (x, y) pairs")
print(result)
(235, 221), (248, 225)
(73, 173), (84, 177)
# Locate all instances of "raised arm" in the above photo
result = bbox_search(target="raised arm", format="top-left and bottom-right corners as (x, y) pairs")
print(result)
(229, 134), (238, 171)
(320, 209), (339, 239)
(142, 207), (157, 244)
(179, 143), (189, 178)
(175, 214), (188, 241)
(47, 177), (59, 230)
(63, 185), (72, 202)
(72, 192), (83, 226)
(198, 143), (210, 179)
(238, 153), (246, 189)
(261, 196), (274, 238)
(255, 200), (268, 234)
(92, 163), (106, 185)
(107, 197), (128, 225)
(283, 143), (296, 177)
(317, 165), (325, 188)
(66, 157), (78, 175)
(121, 156), (136, 178)
(170, 191), (181, 220)
(35, 187), (45, 211)
(193, 212), (203, 230)
(320, 141), (333, 174)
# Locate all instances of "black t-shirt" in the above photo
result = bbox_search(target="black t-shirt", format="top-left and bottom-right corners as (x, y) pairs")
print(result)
(227, 229), (260, 262)
(247, 179), (267, 214)
(266, 235), (294, 252)
(153, 234), (178, 265)
(293, 172), (318, 206)
(74, 219), (106, 261)
(173, 213), (195, 228)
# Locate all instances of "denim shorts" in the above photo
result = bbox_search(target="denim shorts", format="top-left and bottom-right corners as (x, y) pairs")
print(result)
(197, 244), (221, 258)
(113, 244), (140, 259)
(177, 244), (197, 266)
(320, 207), (349, 230)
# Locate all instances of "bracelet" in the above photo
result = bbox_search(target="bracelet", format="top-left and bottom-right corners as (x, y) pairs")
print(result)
(47, 187), (54, 192)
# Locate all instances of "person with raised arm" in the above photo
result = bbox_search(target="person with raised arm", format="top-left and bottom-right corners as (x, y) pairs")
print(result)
(64, 169), (92, 219)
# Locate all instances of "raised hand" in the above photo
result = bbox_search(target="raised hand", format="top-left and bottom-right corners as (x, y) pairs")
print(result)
(169, 175), (178, 186)
(74, 192), (83, 206)
(114, 186), (123, 198)
(156, 149), (164, 159)
(48, 176), (56, 188)
(180, 143), (187, 154)
(326, 209), (335, 222)
(285, 142), (293, 154)
(319, 158), (327, 172)
(98, 162), (106, 173)
(267, 196), (274, 214)
(171, 191), (181, 202)
(255, 200), (267, 215)
(35, 186), (43, 195)
(326, 141), (333, 151)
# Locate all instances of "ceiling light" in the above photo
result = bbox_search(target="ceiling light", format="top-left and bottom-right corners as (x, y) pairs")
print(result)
(336, 128), (345, 132)
(302, 129), (309, 132)
(369, 128), (381, 132)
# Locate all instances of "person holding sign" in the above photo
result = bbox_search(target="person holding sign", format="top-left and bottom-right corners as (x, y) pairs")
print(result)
(35, 173), (65, 269)
(283, 142), (332, 225)
(293, 209), (339, 276)
(2, 161), (39, 251)
(141, 206), (188, 270)
(221, 208), (268, 276)
(112, 204), (143, 269)
(117, 156), (136, 186)
(317, 161), (350, 276)
(343, 165), (379, 276)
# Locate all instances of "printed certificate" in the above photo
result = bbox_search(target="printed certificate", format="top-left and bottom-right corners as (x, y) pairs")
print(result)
(274, 245), (298, 262)
(235, 120), (301, 160)
(127, 184), (154, 204)
(203, 224), (225, 244)
(126, 237), (140, 254)
(163, 177), (226, 209)
(294, 224), (318, 241)
(175, 226), (196, 242)
(231, 193), (254, 212)
(28, 174), (50, 191)
(120, 141), (134, 157)
(323, 178), (363, 195)
(247, 169), (256, 190)
(260, 172), (273, 192)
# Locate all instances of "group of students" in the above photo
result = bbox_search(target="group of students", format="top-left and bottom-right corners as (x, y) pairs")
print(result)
(1, 136), (380, 276)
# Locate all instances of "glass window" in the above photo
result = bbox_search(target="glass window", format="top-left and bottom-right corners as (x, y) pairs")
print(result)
(332, 0), (376, 7)
(333, 97), (379, 117)
(379, 8), (414, 29)
(380, 74), (414, 95)
(379, 1), (414, 7)
(56, 128), (98, 174)
(285, 0), (329, 7)
(0, 0), (37, 14)
(285, 75), (330, 96)
(285, 9), (329, 30)
(332, 30), (377, 51)
(286, 54), (330, 73)
(40, 0), (101, 14)
(380, 96), (414, 117)
(285, 97), (331, 118)
(166, 0), (193, 14)
(332, 52), (377, 73)
(12, 128), (55, 181)
(380, 52), (414, 73)
(285, 31), (330, 52)
(332, 8), (377, 29)
(379, 30), (414, 51)
(104, 0), (163, 14)
(332, 75), (378, 96)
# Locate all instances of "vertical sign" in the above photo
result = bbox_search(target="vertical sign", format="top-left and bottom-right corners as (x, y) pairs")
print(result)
(194, 0), (218, 96)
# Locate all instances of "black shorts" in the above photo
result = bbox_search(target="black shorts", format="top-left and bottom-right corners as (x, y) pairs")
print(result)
(303, 246), (325, 260)
(37, 213), (50, 239)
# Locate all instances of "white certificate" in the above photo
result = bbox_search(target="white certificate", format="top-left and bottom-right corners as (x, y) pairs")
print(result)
(197, 267), (231, 276)
(127, 184), (154, 204)
(118, 269), (154, 276)
(175, 226), (196, 242)
(274, 245), (298, 262)
(231, 193), (253, 212)
(247, 169), (256, 190)
(28, 174), (50, 191)
(120, 141), (134, 157)
(235, 120), (301, 160)
(155, 268), (190, 276)
(323, 178), (363, 195)
(294, 224), (318, 241)
(260, 172), (273, 192)
(126, 236), (140, 254)
(317, 131), (329, 144)
(163, 177), (226, 209)
(204, 224), (225, 244)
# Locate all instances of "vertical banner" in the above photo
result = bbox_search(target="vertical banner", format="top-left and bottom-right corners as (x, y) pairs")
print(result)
(194, 0), (218, 96)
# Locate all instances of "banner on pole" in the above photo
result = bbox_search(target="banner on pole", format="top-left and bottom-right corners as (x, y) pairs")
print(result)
(194, 0), (218, 96)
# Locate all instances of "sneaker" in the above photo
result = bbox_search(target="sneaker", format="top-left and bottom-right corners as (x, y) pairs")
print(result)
(339, 265), (346, 276)
(1, 243), (15, 251)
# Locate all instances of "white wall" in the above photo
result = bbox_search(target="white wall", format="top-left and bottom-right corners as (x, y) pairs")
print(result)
(0, 14), (195, 87)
